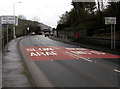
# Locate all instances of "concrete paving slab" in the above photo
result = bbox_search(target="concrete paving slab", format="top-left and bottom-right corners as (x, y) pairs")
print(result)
(0, 51), (2, 88)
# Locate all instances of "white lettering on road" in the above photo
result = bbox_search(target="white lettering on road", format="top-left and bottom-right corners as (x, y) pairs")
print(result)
(91, 51), (105, 54)
(70, 51), (92, 54)
(31, 52), (39, 56)
(26, 48), (36, 51)
(66, 48), (87, 50)
(46, 51), (57, 56)
(39, 48), (54, 51)
(37, 52), (47, 56)
(65, 51), (92, 62)
(30, 51), (57, 56)
(70, 51), (105, 55)
(26, 48), (54, 52)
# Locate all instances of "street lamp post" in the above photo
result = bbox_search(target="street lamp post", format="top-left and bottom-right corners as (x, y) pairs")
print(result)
(13, 1), (22, 38)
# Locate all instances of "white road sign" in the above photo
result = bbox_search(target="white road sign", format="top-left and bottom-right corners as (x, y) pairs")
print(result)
(1, 16), (18, 25)
(105, 17), (116, 24)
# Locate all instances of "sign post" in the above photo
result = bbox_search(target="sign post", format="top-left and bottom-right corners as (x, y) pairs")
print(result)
(1, 15), (18, 51)
(6, 25), (8, 43)
(1, 15), (18, 39)
(1, 16), (16, 24)
(114, 24), (116, 49)
(105, 17), (116, 49)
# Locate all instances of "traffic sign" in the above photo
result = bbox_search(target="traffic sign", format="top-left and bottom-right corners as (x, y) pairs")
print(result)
(105, 17), (116, 24)
(1, 16), (18, 25)
(105, 17), (116, 49)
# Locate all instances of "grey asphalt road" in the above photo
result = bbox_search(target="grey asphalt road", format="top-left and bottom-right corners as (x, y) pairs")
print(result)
(19, 35), (119, 87)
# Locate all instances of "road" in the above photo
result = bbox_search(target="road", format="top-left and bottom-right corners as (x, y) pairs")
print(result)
(19, 35), (120, 87)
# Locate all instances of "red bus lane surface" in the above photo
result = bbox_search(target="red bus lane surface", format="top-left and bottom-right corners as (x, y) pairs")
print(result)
(23, 46), (120, 61)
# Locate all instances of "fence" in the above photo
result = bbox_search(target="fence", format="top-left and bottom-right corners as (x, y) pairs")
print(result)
(74, 36), (120, 50)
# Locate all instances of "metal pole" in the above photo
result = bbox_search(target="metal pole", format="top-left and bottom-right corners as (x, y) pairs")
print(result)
(2, 25), (4, 49)
(6, 25), (9, 51)
(13, 2), (21, 38)
(13, 26), (16, 39)
(114, 24), (116, 49)
(111, 24), (113, 49)
(7, 25), (8, 43)
(13, 2), (16, 39)
(13, 27), (16, 38)
(0, 24), (3, 50)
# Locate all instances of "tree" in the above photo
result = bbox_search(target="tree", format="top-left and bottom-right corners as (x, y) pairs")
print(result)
(18, 15), (26, 20)
(32, 16), (40, 22)
(103, 1), (120, 31)
(31, 16), (40, 33)
(57, 2), (97, 30)
(58, 11), (69, 24)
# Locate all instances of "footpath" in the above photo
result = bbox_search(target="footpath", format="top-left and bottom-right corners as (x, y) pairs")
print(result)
(2, 38), (31, 87)
(0, 51), (2, 88)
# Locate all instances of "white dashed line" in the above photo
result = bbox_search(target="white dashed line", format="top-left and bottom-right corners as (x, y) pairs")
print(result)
(114, 69), (120, 73)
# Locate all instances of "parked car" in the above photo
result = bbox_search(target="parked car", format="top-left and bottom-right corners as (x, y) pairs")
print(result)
(31, 32), (35, 35)
(50, 32), (54, 36)
(44, 32), (49, 37)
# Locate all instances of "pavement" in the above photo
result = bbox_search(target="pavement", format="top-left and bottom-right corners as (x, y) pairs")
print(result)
(0, 51), (2, 89)
(0, 25), (2, 88)
(2, 38), (31, 87)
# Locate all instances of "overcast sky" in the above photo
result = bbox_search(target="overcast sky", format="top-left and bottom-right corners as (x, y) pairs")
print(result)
(0, 0), (73, 28)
